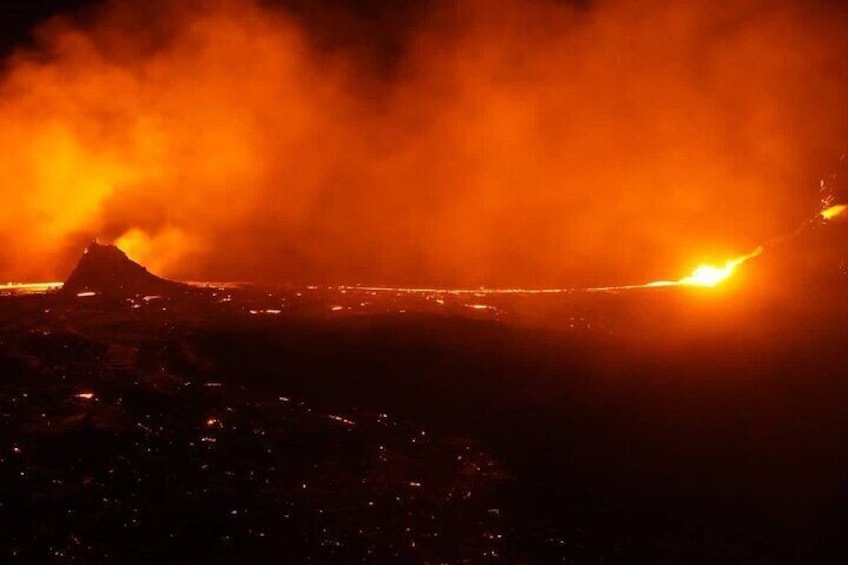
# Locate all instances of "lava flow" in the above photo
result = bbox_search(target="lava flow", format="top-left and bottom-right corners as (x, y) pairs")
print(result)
(586, 247), (764, 292)
(0, 281), (63, 294)
(590, 198), (847, 293)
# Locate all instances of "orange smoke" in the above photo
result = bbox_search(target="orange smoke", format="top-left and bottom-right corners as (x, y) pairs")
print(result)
(0, 0), (847, 285)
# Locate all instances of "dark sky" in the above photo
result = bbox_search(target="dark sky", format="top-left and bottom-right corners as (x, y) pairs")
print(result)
(3, 0), (846, 59)
(0, 0), (429, 57)
(0, 0), (91, 55)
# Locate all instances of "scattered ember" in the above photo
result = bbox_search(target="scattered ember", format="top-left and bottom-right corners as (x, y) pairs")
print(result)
(328, 415), (356, 427)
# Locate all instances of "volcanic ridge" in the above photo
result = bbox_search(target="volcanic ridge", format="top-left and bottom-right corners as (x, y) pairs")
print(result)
(63, 241), (186, 297)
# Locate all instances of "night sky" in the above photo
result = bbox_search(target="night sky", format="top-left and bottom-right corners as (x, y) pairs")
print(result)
(0, 0), (89, 54)
(0, 0), (428, 57)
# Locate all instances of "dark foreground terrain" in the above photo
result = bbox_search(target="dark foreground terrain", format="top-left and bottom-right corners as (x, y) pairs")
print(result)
(2, 275), (848, 563)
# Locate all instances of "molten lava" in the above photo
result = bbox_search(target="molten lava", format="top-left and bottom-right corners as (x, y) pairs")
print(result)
(0, 282), (63, 293)
(677, 248), (763, 288)
(587, 247), (764, 292)
(681, 265), (735, 287)
(821, 204), (847, 221)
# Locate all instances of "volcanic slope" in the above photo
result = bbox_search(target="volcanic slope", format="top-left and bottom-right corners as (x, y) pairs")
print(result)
(63, 242), (187, 297)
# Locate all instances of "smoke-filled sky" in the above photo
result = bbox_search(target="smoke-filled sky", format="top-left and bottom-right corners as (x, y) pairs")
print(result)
(1, 0), (847, 286)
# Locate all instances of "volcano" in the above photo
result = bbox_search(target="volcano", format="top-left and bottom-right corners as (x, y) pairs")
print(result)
(63, 241), (186, 296)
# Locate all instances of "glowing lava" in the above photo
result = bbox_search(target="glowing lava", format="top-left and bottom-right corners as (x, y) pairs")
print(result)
(0, 282), (63, 294)
(586, 248), (763, 292)
(821, 204), (847, 221)
(677, 248), (762, 288)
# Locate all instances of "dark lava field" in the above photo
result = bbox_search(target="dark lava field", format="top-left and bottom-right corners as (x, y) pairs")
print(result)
(3, 242), (848, 563)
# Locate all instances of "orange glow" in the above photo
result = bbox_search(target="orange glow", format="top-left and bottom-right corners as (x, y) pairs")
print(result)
(821, 204), (847, 221)
(115, 228), (200, 276)
(75, 392), (95, 400)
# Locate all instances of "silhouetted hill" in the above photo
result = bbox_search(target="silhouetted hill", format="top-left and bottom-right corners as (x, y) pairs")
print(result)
(63, 242), (185, 297)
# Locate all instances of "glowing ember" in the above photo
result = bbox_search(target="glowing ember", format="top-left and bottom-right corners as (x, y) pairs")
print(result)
(76, 291), (98, 297)
(328, 415), (356, 427)
(75, 392), (95, 400)
(822, 204), (847, 220)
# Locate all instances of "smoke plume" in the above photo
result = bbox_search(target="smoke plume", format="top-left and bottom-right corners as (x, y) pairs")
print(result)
(1, 0), (846, 285)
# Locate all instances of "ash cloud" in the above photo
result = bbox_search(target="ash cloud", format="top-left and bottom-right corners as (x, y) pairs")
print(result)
(1, 0), (846, 285)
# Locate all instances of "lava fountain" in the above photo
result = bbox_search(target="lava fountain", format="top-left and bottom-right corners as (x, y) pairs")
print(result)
(675, 248), (764, 288)
(821, 204), (847, 221)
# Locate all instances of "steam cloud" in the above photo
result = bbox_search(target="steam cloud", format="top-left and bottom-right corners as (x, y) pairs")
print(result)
(1, 0), (846, 285)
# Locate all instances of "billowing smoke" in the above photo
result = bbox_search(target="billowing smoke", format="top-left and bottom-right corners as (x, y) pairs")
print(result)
(1, 0), (846, 286)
